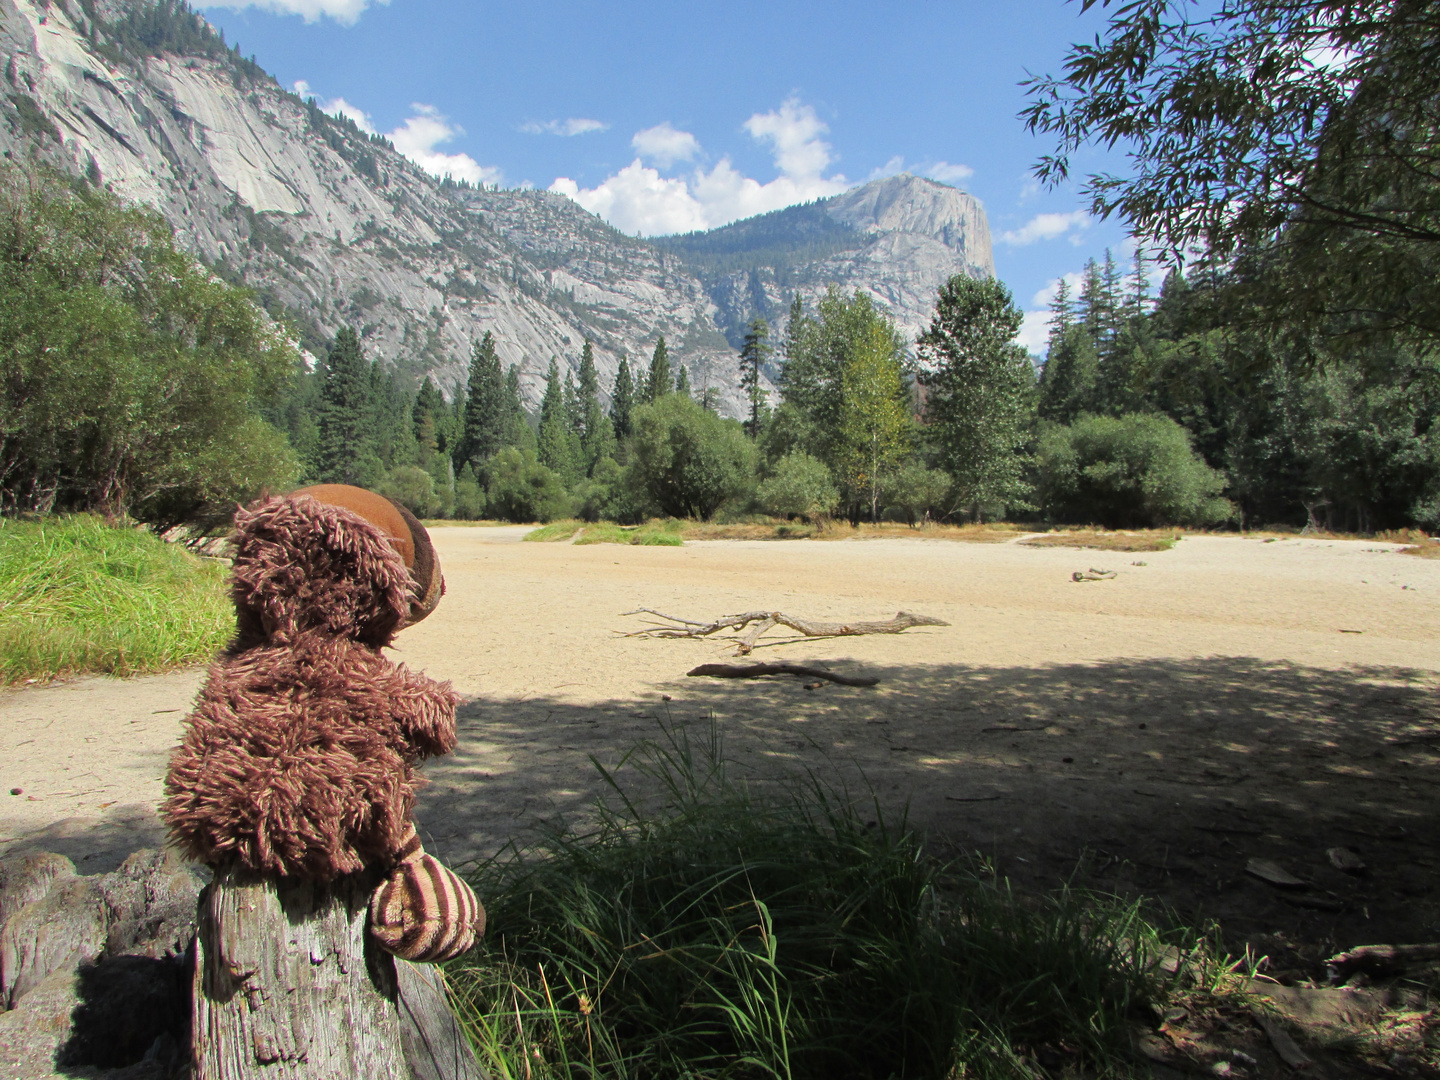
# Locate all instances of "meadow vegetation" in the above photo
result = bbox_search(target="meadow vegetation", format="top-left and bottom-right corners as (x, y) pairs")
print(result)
(0, 515), (231, 685)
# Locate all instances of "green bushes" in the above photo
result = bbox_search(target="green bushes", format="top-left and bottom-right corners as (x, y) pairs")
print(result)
(483, 446), (572, 523)
(449, 724), (1177, 1079)
(0, 516), (231, 684)
(1036, 413), (1233, 528)
(629, 395), (756, 520)
(756, 452), (838, 521)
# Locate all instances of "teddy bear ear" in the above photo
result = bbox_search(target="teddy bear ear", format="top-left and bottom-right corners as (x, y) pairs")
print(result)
(289, 484), (443, 626)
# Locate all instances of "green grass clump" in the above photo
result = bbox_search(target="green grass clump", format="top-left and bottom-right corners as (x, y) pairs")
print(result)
(449, 723), (1177, 1079)
(0, 515), (231, 685)
(525, 520), (685, 546)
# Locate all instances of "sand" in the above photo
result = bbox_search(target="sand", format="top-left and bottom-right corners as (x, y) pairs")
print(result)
(4, 528), (1438, 954)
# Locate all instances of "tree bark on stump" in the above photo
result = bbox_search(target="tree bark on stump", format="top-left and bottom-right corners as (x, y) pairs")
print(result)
(193, 867), (486, 1080)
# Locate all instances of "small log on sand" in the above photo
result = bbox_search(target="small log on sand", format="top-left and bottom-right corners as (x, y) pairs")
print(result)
(687, 663), (880, 687)
(623, 609), (948, 655)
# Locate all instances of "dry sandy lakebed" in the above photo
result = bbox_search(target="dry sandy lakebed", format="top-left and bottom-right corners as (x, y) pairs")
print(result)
(3, 527), (1438, 961)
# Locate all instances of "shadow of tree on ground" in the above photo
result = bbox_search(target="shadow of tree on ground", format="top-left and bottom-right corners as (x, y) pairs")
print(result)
(420, 655), (1440, 961)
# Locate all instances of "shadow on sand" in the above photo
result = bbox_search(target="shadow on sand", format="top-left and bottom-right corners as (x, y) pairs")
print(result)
(420, 655), (1440, 961)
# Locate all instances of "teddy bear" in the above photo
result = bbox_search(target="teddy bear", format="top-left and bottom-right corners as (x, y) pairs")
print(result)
(161, 484), (482, 962)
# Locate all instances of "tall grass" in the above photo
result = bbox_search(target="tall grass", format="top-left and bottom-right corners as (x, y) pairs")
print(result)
(0, 515), (231, 684)
(449, 723), (1182, 1079)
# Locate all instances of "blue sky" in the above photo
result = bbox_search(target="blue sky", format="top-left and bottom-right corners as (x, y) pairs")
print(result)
(196, 0), (1140, 353)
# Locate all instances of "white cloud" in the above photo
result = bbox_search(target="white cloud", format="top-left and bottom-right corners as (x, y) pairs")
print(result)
(922, 161), (974, 184)
(199, 0), (385, 26)
(868, 155), (907, 180)
(389, 104), (501, 186)
(549, 97), (850, 236)
(1000, 210), (1092, 246)
(1017, 309), (1052, 356)
(631, 123), (701, 168)
(1029, 271), (1084, 310)
(521, 118), (609, 137)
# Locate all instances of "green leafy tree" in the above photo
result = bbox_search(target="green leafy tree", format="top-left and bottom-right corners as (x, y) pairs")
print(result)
(837, 323), (911, 522)
(629, 394), (756, 519)
(457, 332), (507, 469)
(0, 162), (299, 523)
(610, 356), (635, 440)
(884, 461), (953, 526)
(645, 336), (671, 403)
(1023, 0), (1440, 343)
(739, 318), (772, 439)
(1035, 413), (1233, 528)
(378, 464), (440, 518)
(483, 446), (571, 523)
(917, 275), (1036, 520)
(756, 452), (838, 521)
(453, 461), (486, 520)
(317, 327), (381, 486)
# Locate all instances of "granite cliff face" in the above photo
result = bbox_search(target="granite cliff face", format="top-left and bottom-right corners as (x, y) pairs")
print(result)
(0, 0), (994, 413)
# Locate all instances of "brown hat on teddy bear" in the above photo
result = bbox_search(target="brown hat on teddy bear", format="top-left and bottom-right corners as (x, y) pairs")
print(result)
(163, 485), (482, 962)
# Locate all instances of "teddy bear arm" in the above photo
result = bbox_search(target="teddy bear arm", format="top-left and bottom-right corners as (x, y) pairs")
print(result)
(387, 666), (461, 758)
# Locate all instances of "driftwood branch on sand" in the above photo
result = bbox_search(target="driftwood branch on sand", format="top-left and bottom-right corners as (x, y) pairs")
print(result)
(687, 663), (881, 687)
(621, 608), (949, 655)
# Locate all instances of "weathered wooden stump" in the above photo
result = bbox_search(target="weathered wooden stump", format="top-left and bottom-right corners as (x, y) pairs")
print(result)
(194, 866), (485, 1080)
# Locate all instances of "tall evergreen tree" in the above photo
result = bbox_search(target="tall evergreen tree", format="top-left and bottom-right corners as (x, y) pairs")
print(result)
(457, 332), (506, 468)
(413, 376), (446, 456)
(918, 275), (1037, 520)
(317, 327), (379, 485)
(1078, 258), (1106, 341)
(645, 336), (671, 403)
(504, 363), (535, 451)
(1038, 324), (1100, 424)
(779, 294), (817, 408)
(1127, 247), (1151, 315)
(1046, 276), (1073, 356)
(739, 318), (772, 439)
(538, 357), (580, 483)
(674, 363), (691, 398)
(576, 341), (614, 471)
(610, 356), (635, 439)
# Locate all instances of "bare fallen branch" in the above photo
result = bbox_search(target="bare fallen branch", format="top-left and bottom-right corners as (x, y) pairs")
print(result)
(687, 663), (880, 687)
(622, 608), (948, 654)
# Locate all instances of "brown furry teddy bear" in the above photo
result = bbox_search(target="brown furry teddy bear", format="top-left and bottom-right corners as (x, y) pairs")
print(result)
(162, 485), (483, 962)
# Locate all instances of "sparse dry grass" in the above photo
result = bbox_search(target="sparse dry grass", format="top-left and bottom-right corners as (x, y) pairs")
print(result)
(1401, 541), (1440, 559)
(1021, 529), (1182, 553)
(683, 519), (1028, 543)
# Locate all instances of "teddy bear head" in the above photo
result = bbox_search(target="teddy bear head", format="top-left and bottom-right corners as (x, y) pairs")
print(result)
(230, 485), (444, 651)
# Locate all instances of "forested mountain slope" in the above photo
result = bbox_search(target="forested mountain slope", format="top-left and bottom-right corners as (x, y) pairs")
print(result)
(0, 0), (992, 412)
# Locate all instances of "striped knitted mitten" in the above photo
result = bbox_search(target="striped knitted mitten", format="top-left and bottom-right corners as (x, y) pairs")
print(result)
(369, 823), (485, 962)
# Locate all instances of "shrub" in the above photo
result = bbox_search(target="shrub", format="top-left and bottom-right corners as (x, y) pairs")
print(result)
(378, 464), (440, 518)
(756, 451), (839, 520)
(1036, 413), (1233, 527)
(483, 446), (571, 523)
(630, 394), (756, 520)
(884, 460), (953, 525)
(452, 462), (486, 521)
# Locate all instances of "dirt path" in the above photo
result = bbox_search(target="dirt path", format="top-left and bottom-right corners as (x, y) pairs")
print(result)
(4, 528), (1438, 958)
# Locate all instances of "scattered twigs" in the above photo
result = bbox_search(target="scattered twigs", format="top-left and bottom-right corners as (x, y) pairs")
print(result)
(622, 608), (948, 654)
(687, 663), (880, 687)
(1326, 943), (1440, 980)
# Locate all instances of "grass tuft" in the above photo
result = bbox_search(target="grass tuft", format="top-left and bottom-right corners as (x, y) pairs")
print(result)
(526, 520), (686, 546)
(449, 722), (1181, 1079)
(0, 515), (231, 685)
(1021, 529), (1180, 553)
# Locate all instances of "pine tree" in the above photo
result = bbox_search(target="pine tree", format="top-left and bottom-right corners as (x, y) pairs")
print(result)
(610, 356), (635, 439)
(778, 294), (815, 406)
(538, 358), (580, 483)
(1127, 247), (1151, 315)
(457, 332), (506, 468)
(645, 336), (671, 403)
(1037, 324), (1100, 424)
(1078, 258), (1106, 341)
(917, 276), (1036, 521)
(576, 341), (614, 472)
(371, 366), (416, 469)
(1101, 249), (1124, 348)
(504, 364), (535, 451)
(317, 326), (380, 485)
(413, 376), (446, 456)
(739, 318), (772, 439)
(674, 363), (691, 398)
(1046, 277), (1073, 357)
